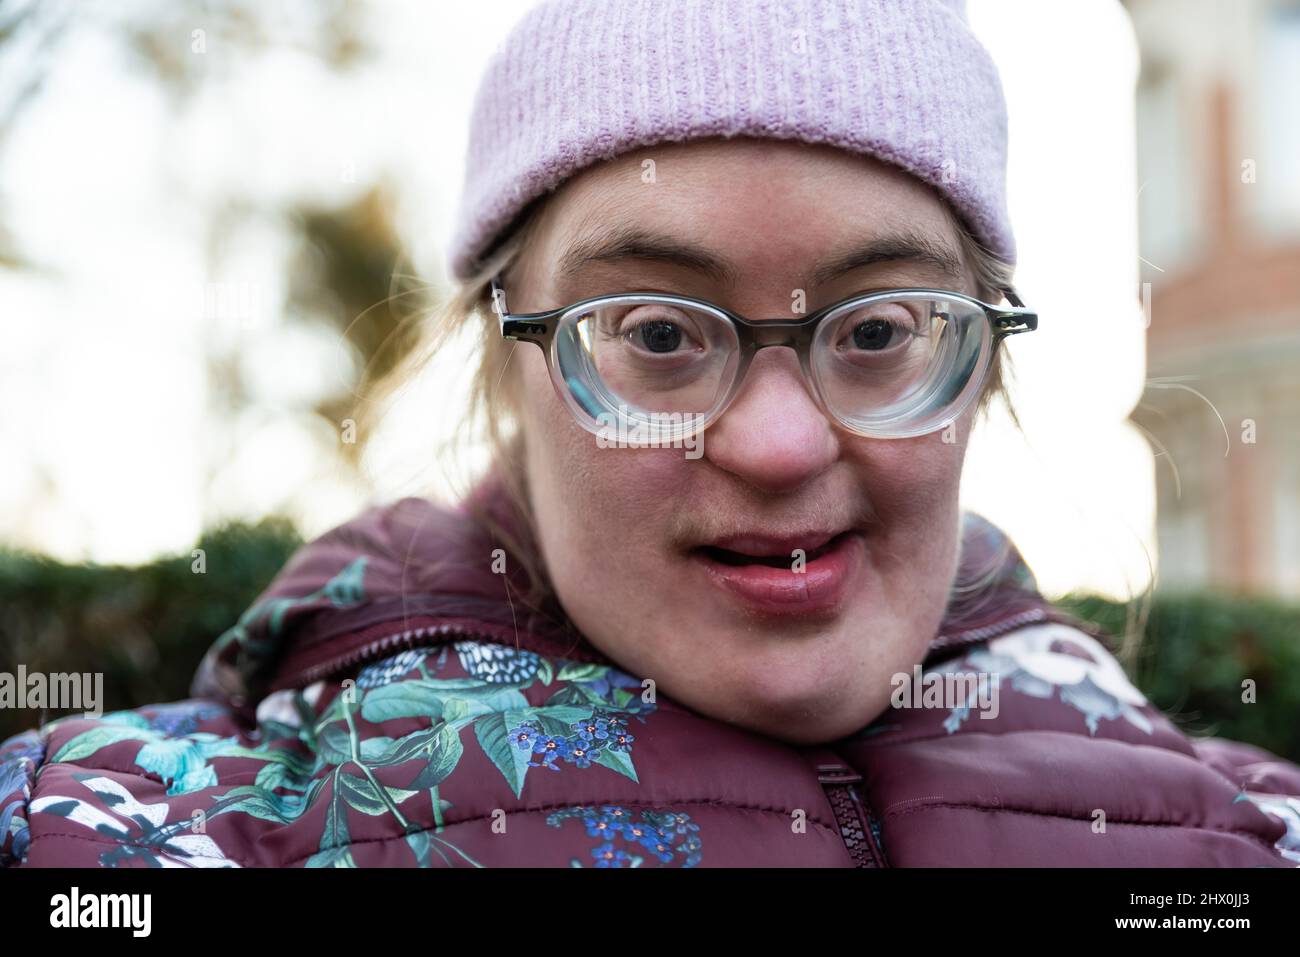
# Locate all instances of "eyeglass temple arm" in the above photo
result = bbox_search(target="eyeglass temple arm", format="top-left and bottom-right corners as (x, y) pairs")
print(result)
(490, 275), (554, 344)
(489, 276), (509, 325)
(990, 285), (1037, 337)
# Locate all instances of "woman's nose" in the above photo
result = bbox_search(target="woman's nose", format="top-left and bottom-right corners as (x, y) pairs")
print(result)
(701, 348), (840, 493)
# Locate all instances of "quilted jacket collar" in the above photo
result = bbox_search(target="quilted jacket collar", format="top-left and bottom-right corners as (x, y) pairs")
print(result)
(191, 478), (1096, 717)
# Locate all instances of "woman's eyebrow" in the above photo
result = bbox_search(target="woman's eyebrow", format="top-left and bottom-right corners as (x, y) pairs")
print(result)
(554, 224), (965, 288)
(809, 231), (966, 288)
(555, 225), (737, 286)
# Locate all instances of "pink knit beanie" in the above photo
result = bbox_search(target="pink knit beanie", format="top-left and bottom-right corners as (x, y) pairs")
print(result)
(448, 0), (1014, 280)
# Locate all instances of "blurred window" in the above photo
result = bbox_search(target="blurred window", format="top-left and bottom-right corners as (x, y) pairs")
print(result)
(1250, 2), (1300, 237)
(1136, 60), (1202, 269)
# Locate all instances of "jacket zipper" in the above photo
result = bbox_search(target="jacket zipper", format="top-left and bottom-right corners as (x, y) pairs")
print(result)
(287, 621), (497, 688)
(811, 756), (888, 868)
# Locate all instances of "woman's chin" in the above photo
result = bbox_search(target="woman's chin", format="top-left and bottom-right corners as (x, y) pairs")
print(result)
(702, 691), (889, 745)
(660, 642), (895, 744)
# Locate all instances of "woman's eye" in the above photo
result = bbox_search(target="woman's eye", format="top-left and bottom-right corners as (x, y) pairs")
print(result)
(637, 319), (684, 353)
(613, 307), (700, 354)
(841, 317), (914, 354)
(850, 319), (897, 351)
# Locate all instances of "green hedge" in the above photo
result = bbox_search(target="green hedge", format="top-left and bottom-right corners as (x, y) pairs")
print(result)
(2, 522), (1298, 763)
(0, 518), (302, 741)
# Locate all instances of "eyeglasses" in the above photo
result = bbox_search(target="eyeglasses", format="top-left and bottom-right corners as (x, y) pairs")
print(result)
(490, 275), (1037, 442)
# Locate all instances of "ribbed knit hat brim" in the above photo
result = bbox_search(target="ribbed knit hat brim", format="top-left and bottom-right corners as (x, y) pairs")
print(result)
(449, 0), (1014, 279)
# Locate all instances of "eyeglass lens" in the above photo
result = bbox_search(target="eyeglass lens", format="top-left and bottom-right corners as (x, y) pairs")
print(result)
(554, 293), (991, 435)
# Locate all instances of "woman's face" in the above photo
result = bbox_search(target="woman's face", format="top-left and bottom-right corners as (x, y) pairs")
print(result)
(507, 138), (982, 744)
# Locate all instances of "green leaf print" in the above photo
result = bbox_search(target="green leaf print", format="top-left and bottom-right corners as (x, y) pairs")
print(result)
(403, 725), (464, 791)
(214, 784), (309, 824)
(319, 767), (350, 850)
(593, 747), (639, 783)
(525, 705), (598, 725)
(542, 682), (610, 709)
(320, 557), (367, 606)
(611, 687), (636, 708)
(444, 687), (531, 725)
(305, 845), (357, 868)
(359, 682), (448, 723)
(405, 829), (433, 867)
(51, 726), (154, 764)
(476, 712), (531, 798)
(318, 722), (354, 766)
(555, 662), (606, 682)
(337, 772), (417, 816)
(533, 711), (592, 739)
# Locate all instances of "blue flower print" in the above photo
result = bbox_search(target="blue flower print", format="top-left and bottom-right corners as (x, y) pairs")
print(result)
(548, 805), (703, 868)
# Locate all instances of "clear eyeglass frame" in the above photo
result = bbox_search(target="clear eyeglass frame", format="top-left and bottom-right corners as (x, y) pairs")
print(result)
(489, 274), (1037, 442)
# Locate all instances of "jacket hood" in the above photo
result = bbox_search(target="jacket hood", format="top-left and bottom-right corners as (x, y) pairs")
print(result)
(191, 478), (1101, 717)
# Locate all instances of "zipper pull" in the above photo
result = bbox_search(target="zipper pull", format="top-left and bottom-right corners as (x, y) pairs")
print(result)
(802, 747), (887, 868)
(803, 747), (863, 784)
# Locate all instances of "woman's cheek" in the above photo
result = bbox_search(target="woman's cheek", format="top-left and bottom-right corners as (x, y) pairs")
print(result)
(845, 430), (964, 521)
(519, 353), (682, 607)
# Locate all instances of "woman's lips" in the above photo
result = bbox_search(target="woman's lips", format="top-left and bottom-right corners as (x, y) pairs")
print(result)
(690, 530), (865, 616)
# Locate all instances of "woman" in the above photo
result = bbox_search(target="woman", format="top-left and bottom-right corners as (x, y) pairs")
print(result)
(4, 0), (1299, 868)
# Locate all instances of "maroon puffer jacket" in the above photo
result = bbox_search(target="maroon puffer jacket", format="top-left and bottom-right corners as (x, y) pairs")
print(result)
(3, 492), (1298, 867)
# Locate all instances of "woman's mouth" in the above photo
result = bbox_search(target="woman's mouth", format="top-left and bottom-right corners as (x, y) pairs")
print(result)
(689, 530), (866, 616)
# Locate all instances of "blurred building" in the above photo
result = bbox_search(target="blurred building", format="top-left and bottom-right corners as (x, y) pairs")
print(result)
(1125, 0), (1300, 596)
